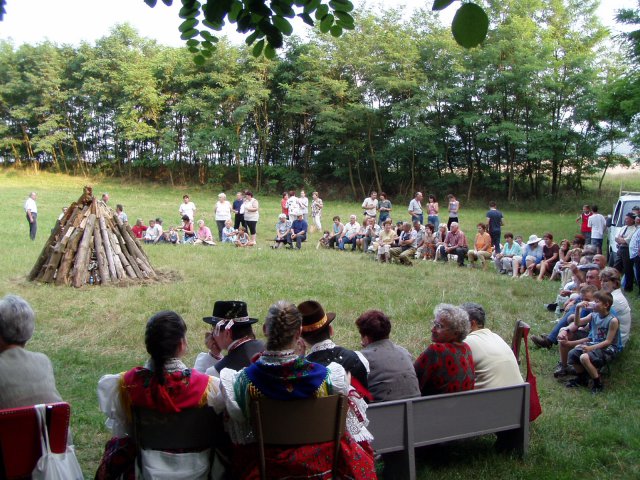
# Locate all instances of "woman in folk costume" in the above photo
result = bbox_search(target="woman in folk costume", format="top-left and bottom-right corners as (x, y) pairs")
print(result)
(96, 310), (221, 480)
(214, 300), (377, 479)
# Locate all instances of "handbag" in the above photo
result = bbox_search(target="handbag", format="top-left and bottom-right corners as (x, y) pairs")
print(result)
(32, 404), (83, 480)
(522, 324), (543, 422)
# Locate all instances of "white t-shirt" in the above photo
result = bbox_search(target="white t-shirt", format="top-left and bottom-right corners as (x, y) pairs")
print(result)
(214, 201), (232, 221)
(286, 196), (299, 216)
(362, 197), (378, 217)
(243, 198), (259, 221)
(298, 196), (309, 214)
(179, 201), (196, 221)
(24, 197), (37, 214)
(464, 328), (524, 389)
(408, 198), (422, 215)
(587, 213), (607, 240)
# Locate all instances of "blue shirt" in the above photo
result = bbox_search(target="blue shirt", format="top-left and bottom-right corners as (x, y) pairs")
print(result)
(629, 228), (640, 259)
(292, 219), (308, 234)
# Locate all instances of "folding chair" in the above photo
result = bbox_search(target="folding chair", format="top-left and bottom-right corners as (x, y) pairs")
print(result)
(251, 395), (348, 480)
(0, 402), (71, 480)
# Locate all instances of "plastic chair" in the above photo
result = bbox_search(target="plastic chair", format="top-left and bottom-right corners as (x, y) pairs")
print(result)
(251, 395), (348, 480)
(0, 402), (70, 480)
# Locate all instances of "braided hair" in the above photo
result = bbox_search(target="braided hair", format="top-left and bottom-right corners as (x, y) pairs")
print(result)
(144, 310), (187, 385)
(264, 301), (302, 351)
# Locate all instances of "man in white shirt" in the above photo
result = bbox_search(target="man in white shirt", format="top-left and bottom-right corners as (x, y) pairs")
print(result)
(178, 195), (196, 222)
(144, 218), (164, 244)
(24, 192), (37, 241)
(408, 192), (423, 225)
(339, 215), (360, 251)
(461, 302), (523, 389)
(361, 191), (378, 223)
(587, 205), (607, 254)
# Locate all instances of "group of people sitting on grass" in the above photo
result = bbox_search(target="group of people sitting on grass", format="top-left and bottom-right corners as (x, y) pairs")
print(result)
(2, 294), (526, 480)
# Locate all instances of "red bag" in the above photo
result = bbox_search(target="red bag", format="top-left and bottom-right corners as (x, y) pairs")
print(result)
(521, 323), (542, 422)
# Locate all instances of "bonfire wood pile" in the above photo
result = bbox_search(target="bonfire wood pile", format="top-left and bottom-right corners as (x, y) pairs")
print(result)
(29, 186), (157, 287)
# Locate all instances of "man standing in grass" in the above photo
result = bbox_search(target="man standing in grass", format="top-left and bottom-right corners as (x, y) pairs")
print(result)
(24, 192), (37, 241)
(408, 192), (424, 225)
(486, 201), (504, 254)
(178, 194), (196, 222)
(362, 191), (378, 223)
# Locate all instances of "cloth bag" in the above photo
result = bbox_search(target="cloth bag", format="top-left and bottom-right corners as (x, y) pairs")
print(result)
(522, 324), (543, 422)
(32, 404), (83, 480)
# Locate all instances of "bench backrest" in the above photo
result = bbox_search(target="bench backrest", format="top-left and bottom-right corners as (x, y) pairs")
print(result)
(368, 384), (530, 452)
(0, 402), (71, 480)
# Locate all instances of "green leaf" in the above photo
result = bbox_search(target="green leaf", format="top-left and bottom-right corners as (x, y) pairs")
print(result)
(320, 13), (334, 33)
(252, 39), (265, 57)
(315, 4), (329, 20)
(273, 15), (294, 36)
(336, 19), (354, 30)
(200, 30), (217, 42)
(193, 54), (206, 65)
(178, 2), (200, 19)
(329, 0), (354, 12)
(245, 30), (261, 45)
(201, 48), (213, 57)
(334, 11), (353, 24)
(451, 3), (488, 48)
(188, 45), (200, 53)
(144, 0), (157, 7)
(299, 12), (315, 26)
(201, 40), (215, 49)
(180, 28), (200, 40)
(330, 25), (343, 37)
(161, 0), (173, 5)
(432, 0), (455, 11)
(186, 38), (199, 46)
(264, 44), (276, 60)
(304, 0), (321, 14)
(179, 18), (199, 32)
(228, 1), (243, 21)
(202, 19), (223, 30)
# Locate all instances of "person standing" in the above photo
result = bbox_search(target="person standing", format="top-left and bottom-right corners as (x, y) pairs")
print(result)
(588, 205), (607, 254)
(377, 192), (392, 226)
(232, 191), (246, 230)
(362, 191), (378, 224)
(115, 204), (128, 225)
(24, 192), (37, 241)
(311, 191), (323, 232)
(298, 190), (309, 223)
(243, 190), (259, 244)
(447, 194), (460, 229)
(576, 204), (592, 244)
(408, 192), (423, 225)
(280, 192), (289, 216)
(485, 201), (504, 254)
(426, 194), (439, 230)
(614, 213), (637, 292)
(178, 194), (196, 222)
(214, 193), (232, 241)
(286, 190), (299, 222)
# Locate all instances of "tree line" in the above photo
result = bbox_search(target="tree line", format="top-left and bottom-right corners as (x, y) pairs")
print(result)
(0, 0), (635, 200)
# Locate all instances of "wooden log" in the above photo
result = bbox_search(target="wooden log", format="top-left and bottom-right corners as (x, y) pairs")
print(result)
(110, 219), (144, 278)
(99, 216), (118, 280)
(108, 230), (127, 279)
(93, 222), (110, 284)
(55, 226), (84, 286)
(71, 213), (96, 288)
(40, 226), (75, 283)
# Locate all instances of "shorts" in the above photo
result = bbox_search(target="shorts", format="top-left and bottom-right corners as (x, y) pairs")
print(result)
(245, 221), (257, 235)
(568, 345), (616, 368)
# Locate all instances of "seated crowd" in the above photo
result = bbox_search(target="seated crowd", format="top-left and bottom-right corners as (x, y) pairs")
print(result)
(1, 294), (528, 480)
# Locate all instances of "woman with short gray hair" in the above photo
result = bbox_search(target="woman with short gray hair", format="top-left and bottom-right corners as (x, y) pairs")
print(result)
(414, 303), (474, 396)
(0, 294), (62, 408)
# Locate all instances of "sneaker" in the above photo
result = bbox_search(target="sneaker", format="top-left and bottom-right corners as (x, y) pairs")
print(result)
(553, 364), (569, 378)
(531, 334), (553, 349)
(545, 303), (558, 312)
(565, 376), (589, 388)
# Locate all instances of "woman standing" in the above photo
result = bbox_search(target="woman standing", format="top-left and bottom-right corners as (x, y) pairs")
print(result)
(243, 190), (260, 245)
(216, 301), (376, 479)
(299, 190), (309, 223)
(311, 191), (323, 232)
(214, 193), (232, 241)
(427, 195), (439, 230)
(447, 194), (460, 229)
(377, 192), (392, 226)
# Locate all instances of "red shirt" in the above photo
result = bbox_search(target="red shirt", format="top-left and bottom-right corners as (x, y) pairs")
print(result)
(581, 212), (592, 233)
(132, 224), (147, 239)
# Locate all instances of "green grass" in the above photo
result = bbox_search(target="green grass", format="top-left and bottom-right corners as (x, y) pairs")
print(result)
(0, 170), (639, 479)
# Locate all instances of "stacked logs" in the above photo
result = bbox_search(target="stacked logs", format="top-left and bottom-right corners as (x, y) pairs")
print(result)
(28, 186), (157, 287)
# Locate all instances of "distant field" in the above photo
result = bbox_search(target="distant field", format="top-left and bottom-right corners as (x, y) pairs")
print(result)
(0, 169), (638, 479)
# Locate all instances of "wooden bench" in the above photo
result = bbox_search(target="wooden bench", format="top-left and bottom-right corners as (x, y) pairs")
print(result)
(367, 383), (530, 480)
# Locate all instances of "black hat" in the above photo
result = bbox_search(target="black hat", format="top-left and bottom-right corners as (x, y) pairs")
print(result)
(202, 301), (258, 329)
(298, 300), (336, 334)
(626, 212), (636, 220)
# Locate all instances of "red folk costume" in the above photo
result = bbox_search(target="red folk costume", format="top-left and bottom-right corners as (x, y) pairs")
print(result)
(414, 342), (475, 396)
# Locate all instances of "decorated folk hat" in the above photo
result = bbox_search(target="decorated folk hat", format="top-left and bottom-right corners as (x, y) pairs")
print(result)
(297, 300), (336, 334)
(203, 301), (258, 334)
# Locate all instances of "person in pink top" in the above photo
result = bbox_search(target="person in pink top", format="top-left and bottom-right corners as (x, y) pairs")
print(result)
(194, 219), (216, 246)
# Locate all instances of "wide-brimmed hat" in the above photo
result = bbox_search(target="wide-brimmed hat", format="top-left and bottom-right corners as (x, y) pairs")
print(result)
(527, 234), (542, 245)
(203, 301), (258, 333)
(298, 300), (336, 334)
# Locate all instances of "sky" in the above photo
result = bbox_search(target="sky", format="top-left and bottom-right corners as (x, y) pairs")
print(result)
(0, 0), (636, 48)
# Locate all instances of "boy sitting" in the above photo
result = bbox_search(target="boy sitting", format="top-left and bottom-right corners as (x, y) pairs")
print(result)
(564, 291), (622, 393)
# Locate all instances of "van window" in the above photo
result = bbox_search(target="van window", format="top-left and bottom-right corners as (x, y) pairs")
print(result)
(613, 201), (623, 227)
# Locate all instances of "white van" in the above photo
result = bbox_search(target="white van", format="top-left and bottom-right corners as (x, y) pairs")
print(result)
(607, 191), (640, 264)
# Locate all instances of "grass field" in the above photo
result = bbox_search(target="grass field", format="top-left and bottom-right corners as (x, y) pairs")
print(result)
(0, 169), (639, 479)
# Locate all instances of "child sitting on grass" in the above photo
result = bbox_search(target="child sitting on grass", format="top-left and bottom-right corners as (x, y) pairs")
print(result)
(564, 290), (622, 393)
(222, 219), (237, 243)
(235, 226), (252, 247)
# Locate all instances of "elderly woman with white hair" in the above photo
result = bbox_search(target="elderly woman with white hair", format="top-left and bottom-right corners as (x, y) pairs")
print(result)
(214, 192), (232, 241)
(0, 295), (63, 408)
(414, 303), (475, 396)
(195, 219), (216, 246)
